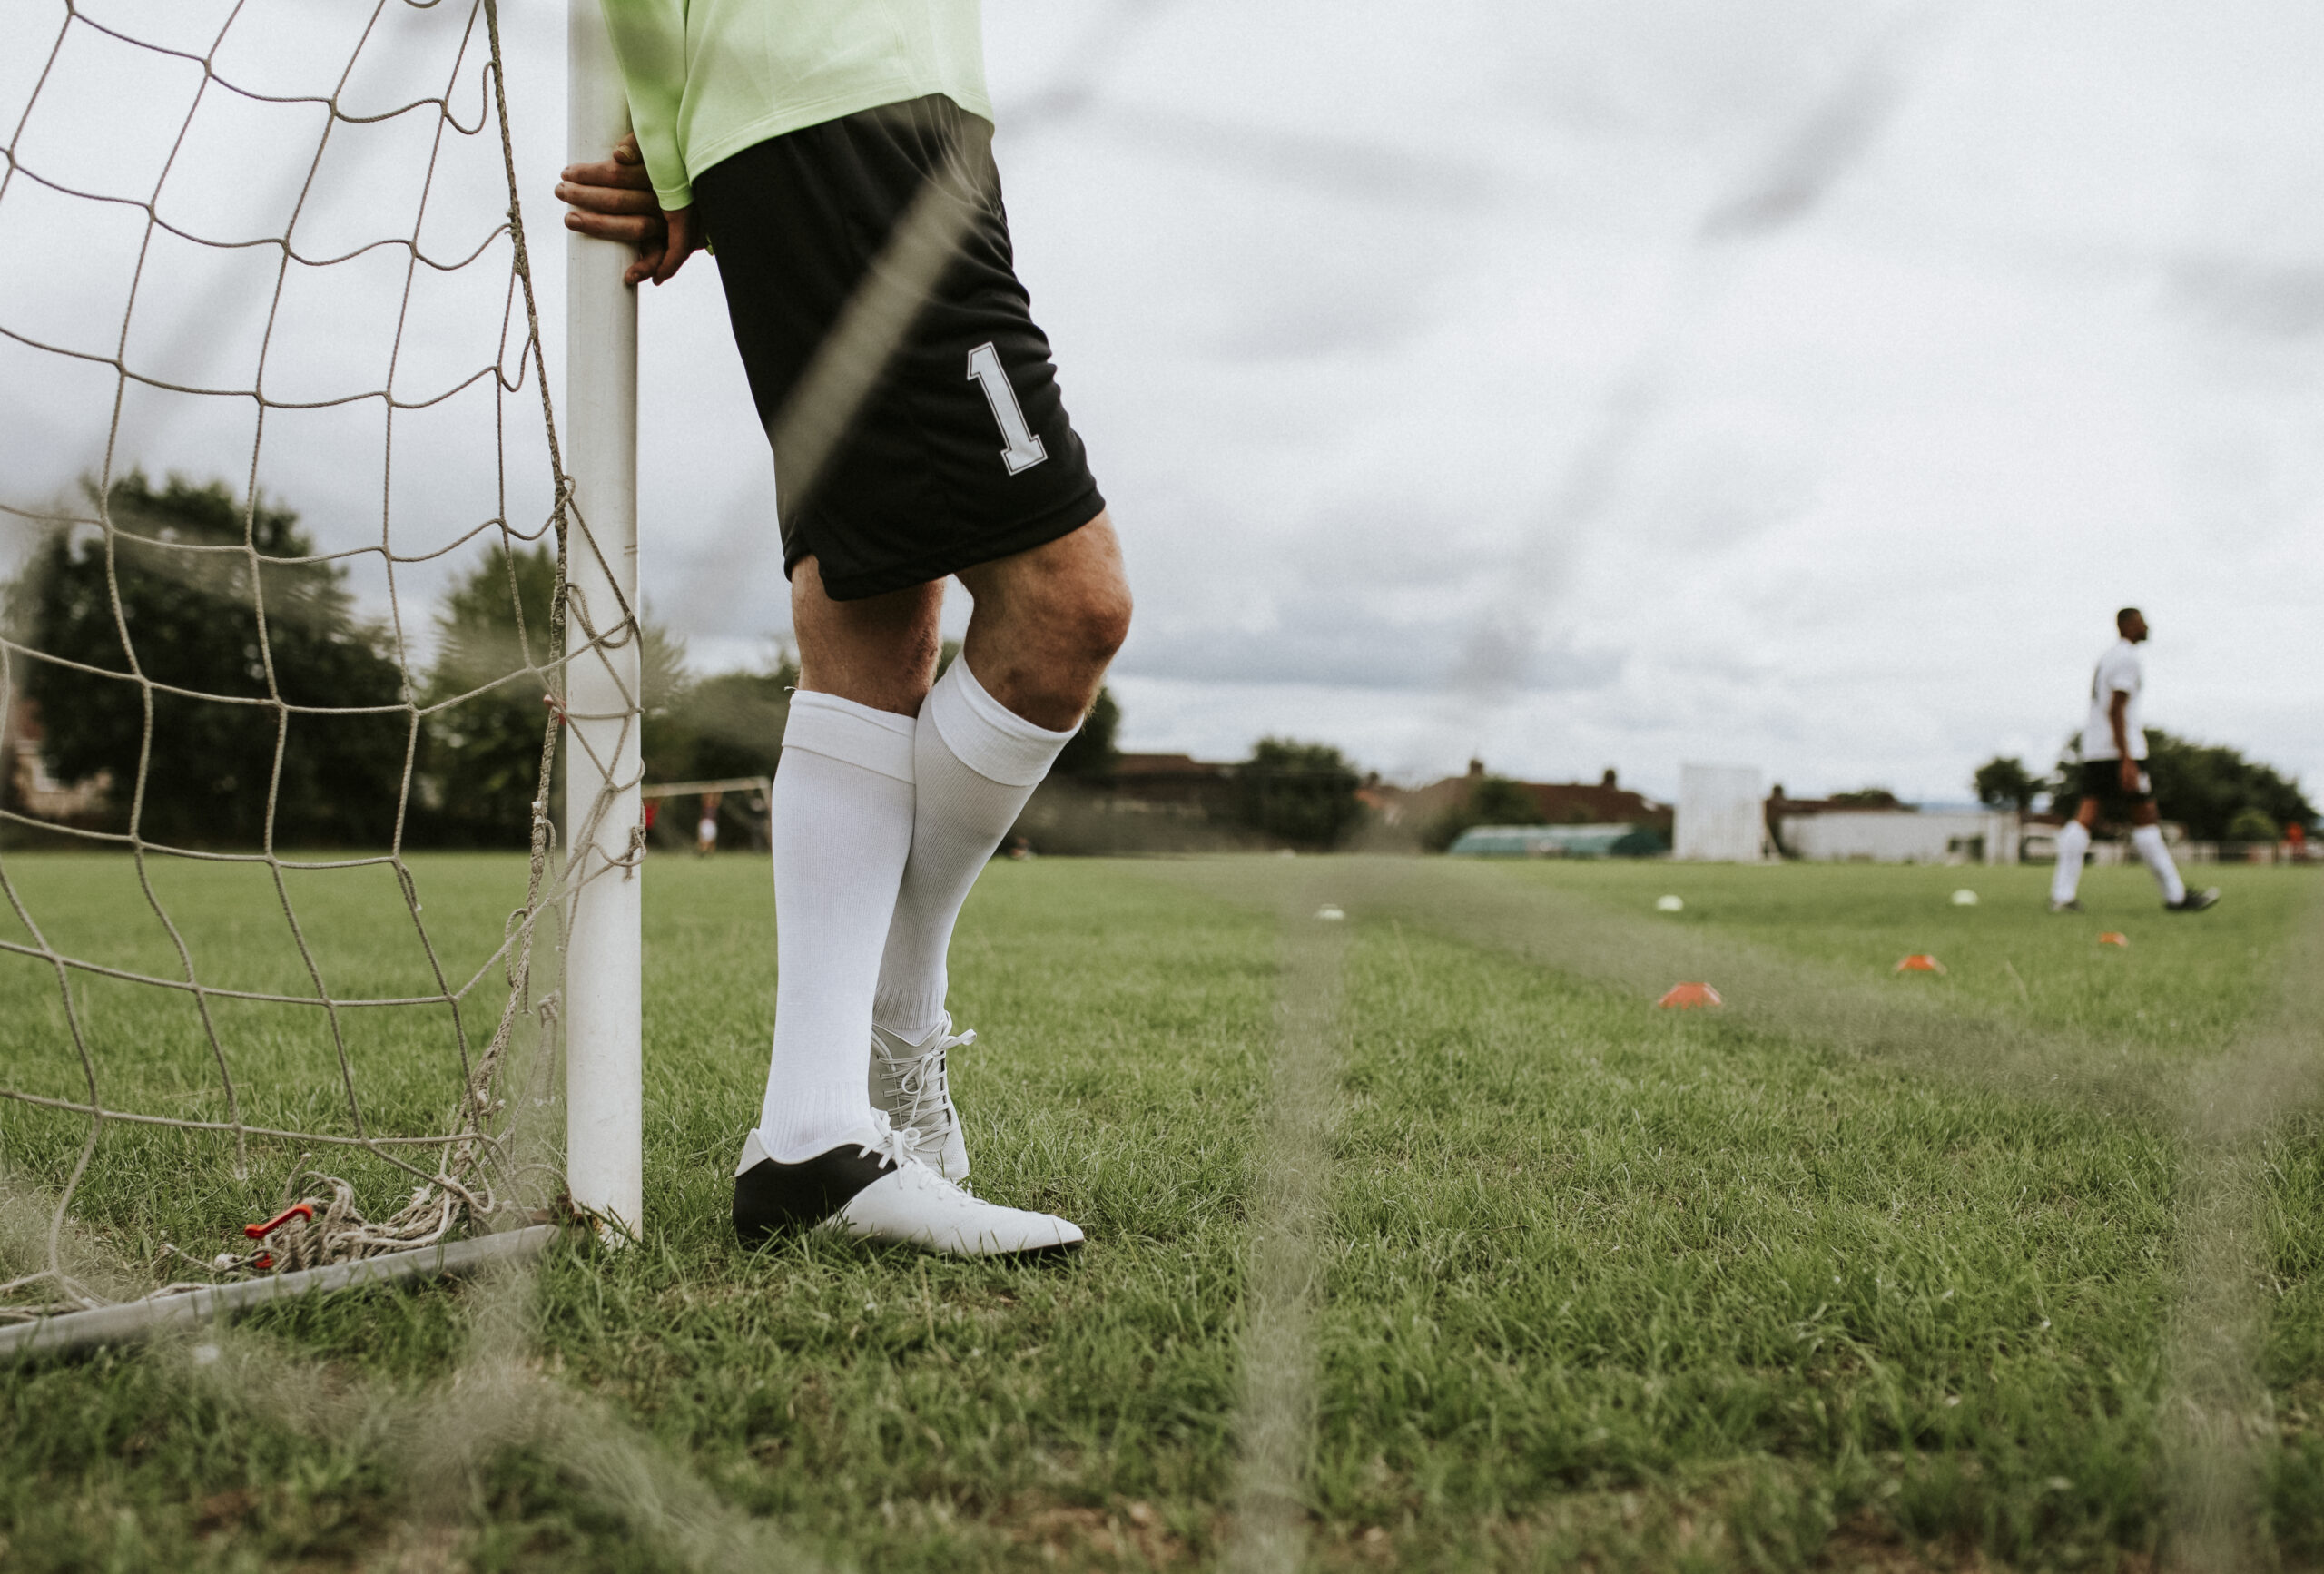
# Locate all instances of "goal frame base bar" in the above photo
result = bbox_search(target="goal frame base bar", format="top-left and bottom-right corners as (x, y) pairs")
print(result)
(0, 1224), (560, 1361)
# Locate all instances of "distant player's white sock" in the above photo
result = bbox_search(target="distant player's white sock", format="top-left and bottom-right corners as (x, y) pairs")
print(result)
(2051, 820), (2090, 905)
(873, 659), (1075, 1040)
(2132, 823), (2188, 905)
(756, 693), (917, 1162)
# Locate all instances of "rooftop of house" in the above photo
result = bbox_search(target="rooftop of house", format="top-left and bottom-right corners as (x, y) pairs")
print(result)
(1110, 753), (1229, 777)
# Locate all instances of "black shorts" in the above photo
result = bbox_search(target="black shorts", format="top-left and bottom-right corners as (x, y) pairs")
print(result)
(693, 95), (1105, 602)
(2076, 759), (2153, 823)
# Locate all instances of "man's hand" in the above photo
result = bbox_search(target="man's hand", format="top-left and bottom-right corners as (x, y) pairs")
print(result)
(2120, 757), (2142, 795)
(557, 133), (700, 287)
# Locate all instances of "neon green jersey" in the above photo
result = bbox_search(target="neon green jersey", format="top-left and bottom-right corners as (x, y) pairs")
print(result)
(596, 0), (991, 210)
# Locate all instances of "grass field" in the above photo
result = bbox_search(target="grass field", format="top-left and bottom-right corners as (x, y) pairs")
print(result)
(3, 851), (2321, 1570)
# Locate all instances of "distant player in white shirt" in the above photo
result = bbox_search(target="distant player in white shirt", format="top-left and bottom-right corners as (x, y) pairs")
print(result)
(2049, 608), (2220, 914)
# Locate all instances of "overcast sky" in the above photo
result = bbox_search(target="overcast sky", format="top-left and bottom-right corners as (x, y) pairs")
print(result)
(5, 0), (2320, 803)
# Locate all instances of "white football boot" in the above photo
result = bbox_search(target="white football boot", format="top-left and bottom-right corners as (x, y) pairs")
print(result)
(732, 1117), (1080, 1257)
(869, 1015), (973, 1182)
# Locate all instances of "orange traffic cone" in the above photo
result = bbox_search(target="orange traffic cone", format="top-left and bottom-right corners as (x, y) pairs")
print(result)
(1658, 981), (1722, 1008)
(2099, 931), (2129, 948)
(1895, 954), (1946, 974)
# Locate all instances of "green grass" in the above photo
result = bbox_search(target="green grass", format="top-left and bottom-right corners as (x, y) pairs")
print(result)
(3, 852), (2321, 1569)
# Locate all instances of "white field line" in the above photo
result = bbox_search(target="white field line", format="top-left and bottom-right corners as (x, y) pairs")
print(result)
(1222, 887), (1350, 1574)
(2159, 896), (2324, 1573)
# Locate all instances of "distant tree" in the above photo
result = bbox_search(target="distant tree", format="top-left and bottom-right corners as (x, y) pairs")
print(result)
(674, 656), (795, 783)
(635, 616), (696, 785)
(1424, 773), (1544, 851)
(1054, 686), (1120, 778)
(1828, 787), (1905, 810)
(2055, 728), (2316, 841)
(425, 543), (693, 846)
(424, 542), (558, 846)
(1973, 756), (2042, 812)
(1238, 738), (1363, 848)
(2226, 807), (2280, 844)
(10, 473), (408, 846)
(637, 649), (785, 851)
(1472, 776), (1546, 825)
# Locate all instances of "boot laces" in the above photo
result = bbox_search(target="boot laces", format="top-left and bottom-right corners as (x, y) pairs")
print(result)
(851, 1112), (986, 1214)
(853, 1111), (934, 1176)
(877, 1019), (974, 1141)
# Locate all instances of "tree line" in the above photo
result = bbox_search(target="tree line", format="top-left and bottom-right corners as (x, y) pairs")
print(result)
(1974, 741), (2314, 842)
(27, 477), (2301, 855)
(3, 475), (1119, 850)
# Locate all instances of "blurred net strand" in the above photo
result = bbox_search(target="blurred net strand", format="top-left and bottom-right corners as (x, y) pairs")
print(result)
(0, 0), (646, 1321)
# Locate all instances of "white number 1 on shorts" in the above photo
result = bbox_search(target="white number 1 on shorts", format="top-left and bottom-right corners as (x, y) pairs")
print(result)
(966, 341), (1048, 475)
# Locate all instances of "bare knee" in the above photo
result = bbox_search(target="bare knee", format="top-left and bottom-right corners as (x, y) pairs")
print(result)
(1059, 576), (1132, 670)
(969, 577), (1128, 728)
(956, 516), (1132, 726)
(1014, 548), (1130, 696)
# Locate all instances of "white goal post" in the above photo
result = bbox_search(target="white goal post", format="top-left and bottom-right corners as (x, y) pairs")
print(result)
(562, 0), (645, 1243)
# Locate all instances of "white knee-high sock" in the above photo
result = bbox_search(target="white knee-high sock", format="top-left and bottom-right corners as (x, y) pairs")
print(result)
(2051, 820), (2090, 904)
(756, 693), (918, 1161)
(872, 659), (1075, 1040)
(2132, 823), (2187, 904)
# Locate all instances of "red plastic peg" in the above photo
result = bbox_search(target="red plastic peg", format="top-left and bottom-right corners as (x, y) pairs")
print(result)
(244, 1202), (315, 1241)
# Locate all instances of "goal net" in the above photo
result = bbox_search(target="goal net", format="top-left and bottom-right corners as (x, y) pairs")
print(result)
(0, 0), (641, 1332)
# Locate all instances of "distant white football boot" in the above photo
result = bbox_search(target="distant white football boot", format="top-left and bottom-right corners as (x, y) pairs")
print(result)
(731, 1117), (1079, 1257)
(869, 1015), (974, 1182)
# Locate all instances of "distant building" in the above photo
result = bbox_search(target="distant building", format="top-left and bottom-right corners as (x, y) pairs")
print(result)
(1103, 753), (1237, 817)
(1382, 762), (1673, 838)
(1013, 751), (1251, 855)
(1675, 763), (1769, 861)
(1768, 793), (2022, 865)
(1448, 823), (1666, 859)
(1053, 753), (1679, 854)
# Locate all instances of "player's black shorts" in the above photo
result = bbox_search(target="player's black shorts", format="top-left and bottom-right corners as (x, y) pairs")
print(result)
(2076, 758), (2153, 822)
(692, 94), (1105, 602)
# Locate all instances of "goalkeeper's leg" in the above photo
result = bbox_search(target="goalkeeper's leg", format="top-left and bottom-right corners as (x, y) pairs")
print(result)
(753, 565), (938, 1170)
(700, 94), (1129, 1235)
(869, 519), (1128, 1178)
(743, 535), (1123, 1244)
(874, 518), (1128, 1047)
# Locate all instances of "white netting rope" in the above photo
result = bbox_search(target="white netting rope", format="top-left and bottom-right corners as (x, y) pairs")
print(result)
(0, 0), (643, 1320)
